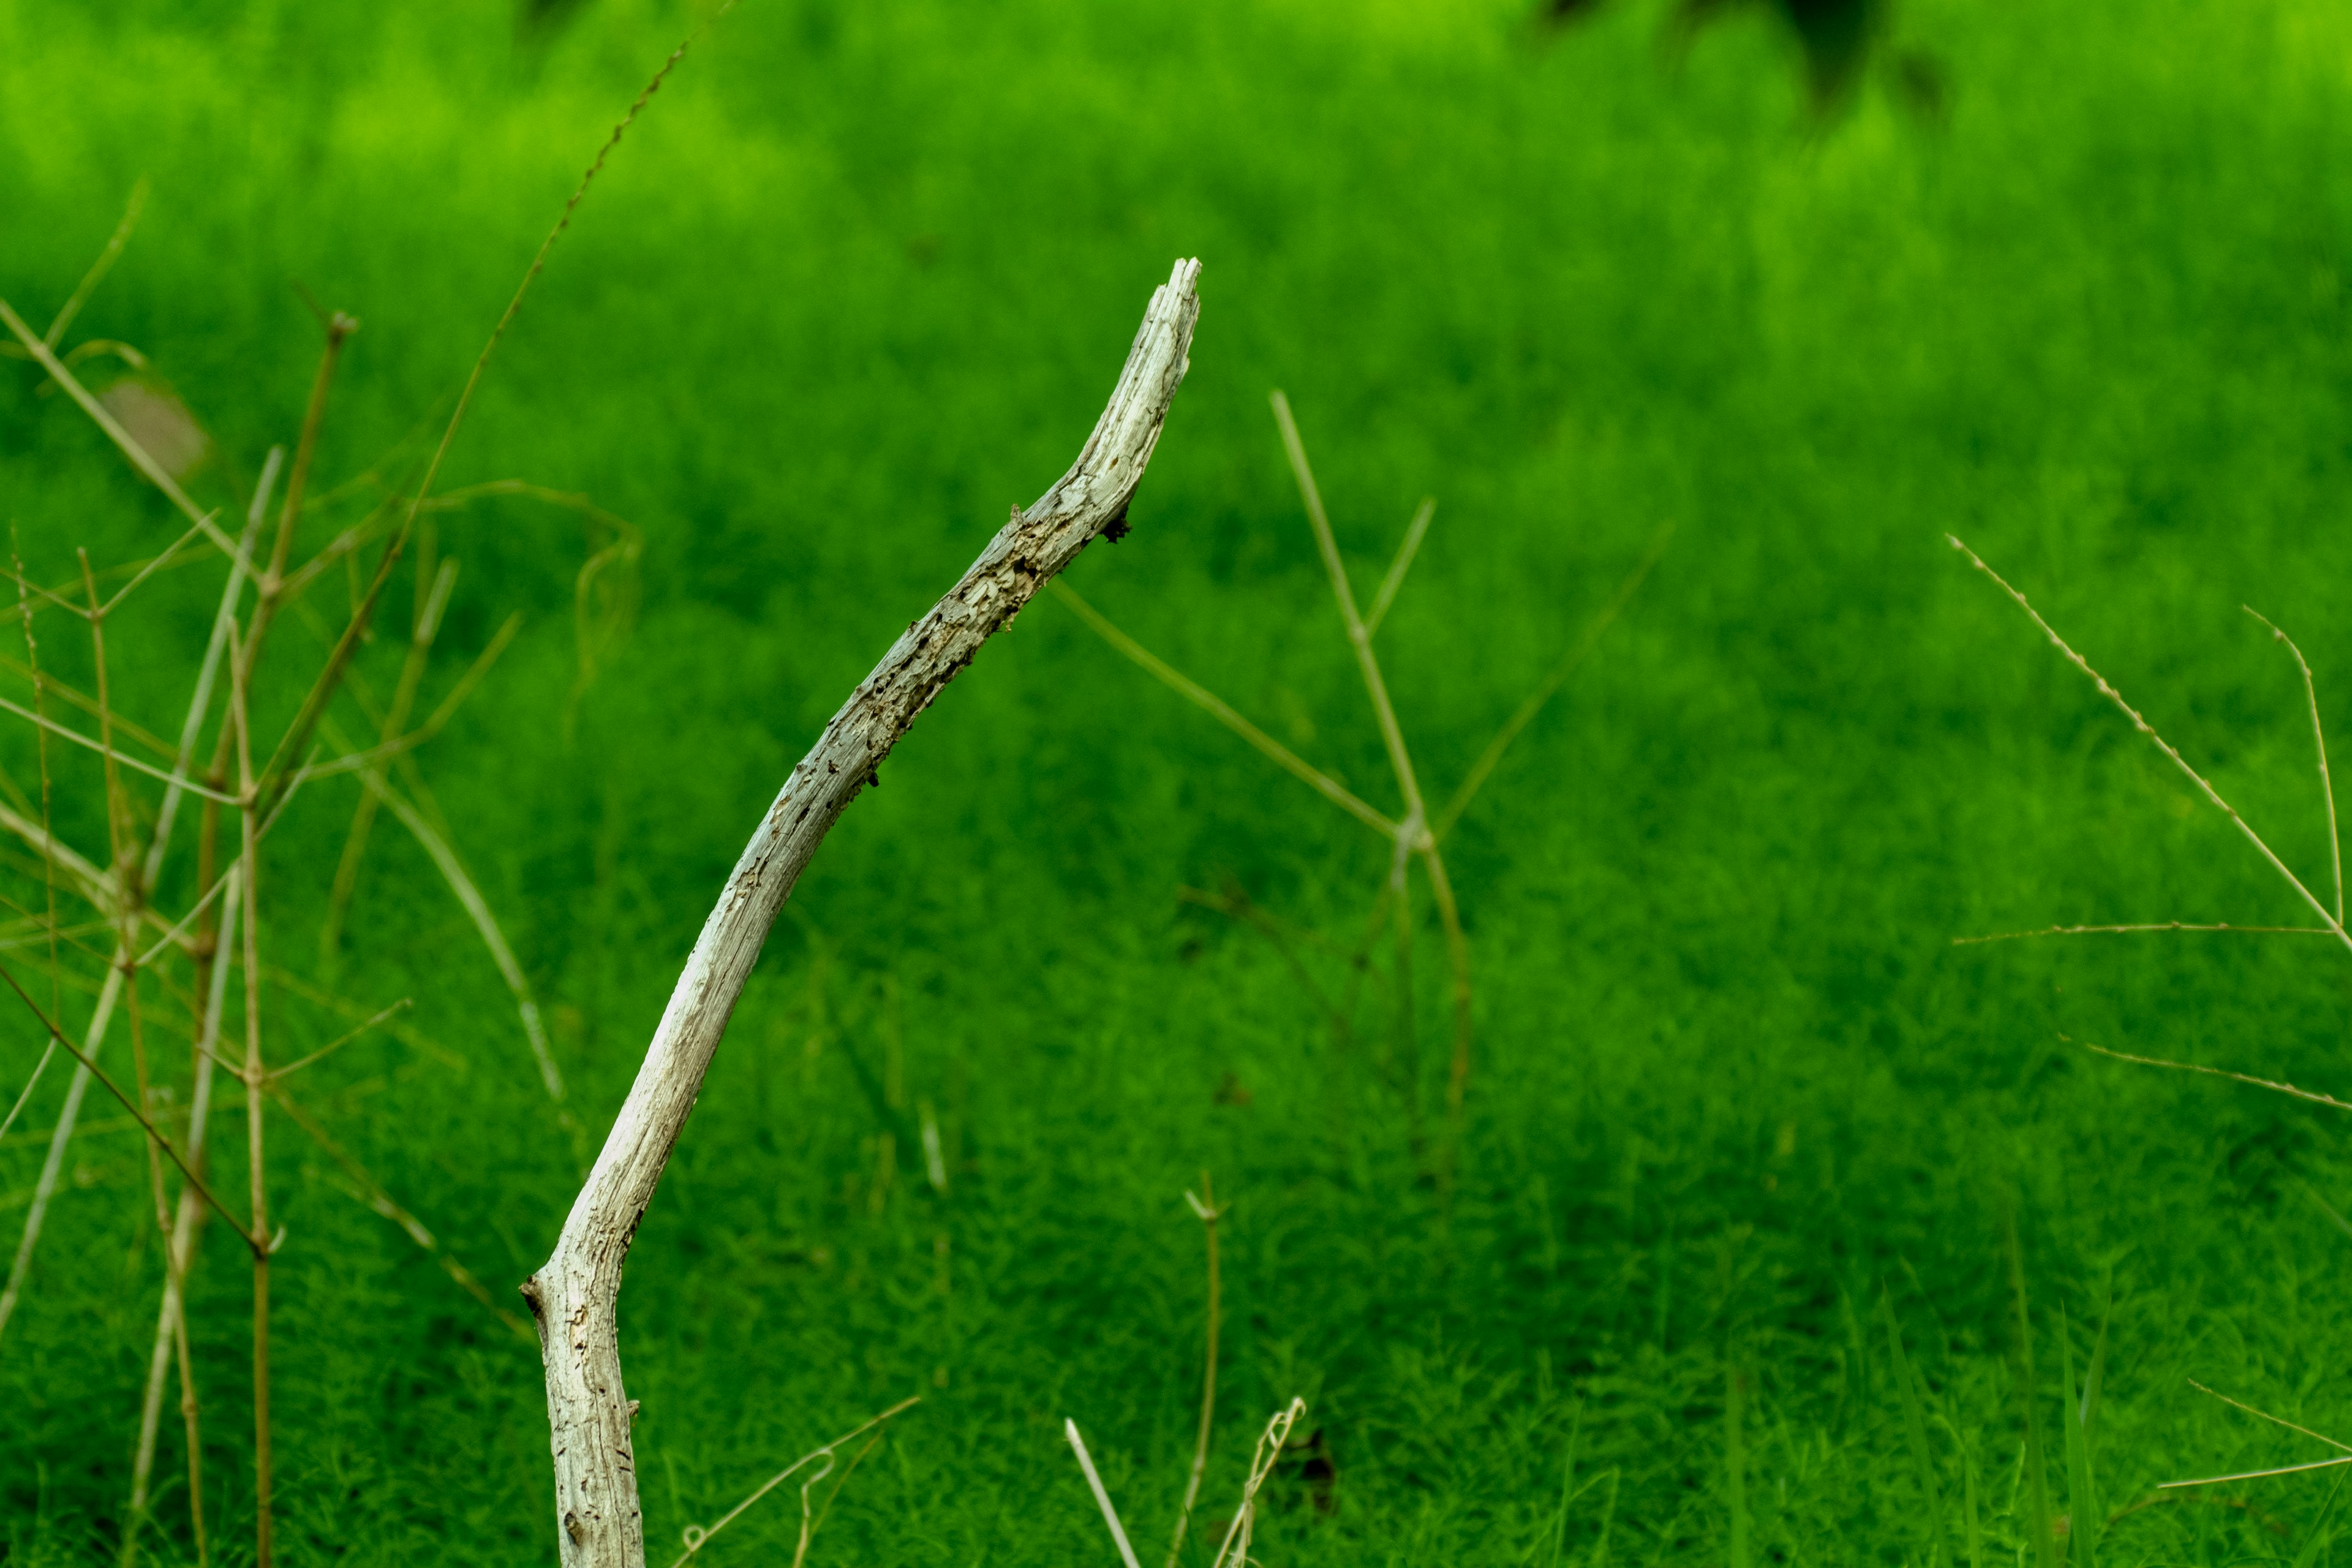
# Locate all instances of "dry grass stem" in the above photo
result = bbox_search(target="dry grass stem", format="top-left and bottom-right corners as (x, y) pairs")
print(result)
(2162, 1455), (2352, 1490)
(42, 178), (148, 349)
(2185, 1378), (2352, 1455)
(2064, 1036), (2352, 1112)
(1167, 1175), (1226, 1568)
(664, 1397), (921, 1567)
(1954, 922), (2335, 946)
(2244, 606), (2342, 922)
(125, 867), (242, 1564)
(1048, 579), (1396, 835)
(0, 956), (256, 1248)
(1951, 535), (2351, 956)
(0, 299), (234, 556)
(1434, 518), (1674, 842)
(1208, 1397), (1308, 1568)
(1363, 496), (1435, 640)
(1066, 1419), (1146, 1568)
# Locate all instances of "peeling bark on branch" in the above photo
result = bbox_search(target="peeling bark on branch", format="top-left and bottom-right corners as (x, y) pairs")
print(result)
(522, 259), (1202, 1568)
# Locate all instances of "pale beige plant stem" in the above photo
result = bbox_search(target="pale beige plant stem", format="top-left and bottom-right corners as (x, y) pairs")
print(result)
(80, 552), (173, 1243)
(320, 717), (562, 1101)
(1207, 1398), (1307, 1568)
(42, 178), (148, 349)
(1951, 535), (2352, 956)
(0, 300), (233, 556)
(2245, 607), (2342, 924)
(0, 958), (255, 1243)
(1364, 497), (1435, 640)
(0, 958), (124, 1346)
(1955, 921), (2333, 946)
(2068, 1035), (2352, 1114)
(320, 556), (456, 964)
(664, 1398), (920, 1567)
(6, 538), (62, 1144)
(1166, 1176), (1225, 1568)
(176, 1299), (209, 1566)
(126, 869), (241, 1566)
(1272, 390), (1432, 837)
(0, 484), (266, 1371)
(2185, 1378), (2352, 1454)
(1066, 1420), (1144, 1568)
(1433, 519), (1675, 843)
(1275, 392), (1482, 1151)
(1048, 580), (1396, 835)
(228, 620), (276, 1568)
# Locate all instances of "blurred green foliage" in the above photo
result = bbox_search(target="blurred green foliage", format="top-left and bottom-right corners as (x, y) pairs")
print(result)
(5, 0), (2352, 1562)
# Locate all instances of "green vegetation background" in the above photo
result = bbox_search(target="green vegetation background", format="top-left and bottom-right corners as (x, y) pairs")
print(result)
(6, 0), (2352, 1561)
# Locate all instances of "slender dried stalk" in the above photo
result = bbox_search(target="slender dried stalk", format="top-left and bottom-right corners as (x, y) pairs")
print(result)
(320, 557), (454, 964)
(665, 1398), (919, 1567)
(1207, 1398), (1307, 1568)
(1166, 1177), (1224, 1568)
(2245, 607), (2343, 924)
(125, 868), (241, 1566)
(0, 959), (125, 1345)
(1363, 497), (1435, 640)
(228, 619), (277, 1568)
(1951, 536), (2352, 956)
(1066, 1420), (1145, 1568)
(1275, 392), (1475, 1155)
(317, 713), (562, 1099)
(522, 260), (1199, 1568)
(1047, 579), (1395, 835)
(7, 536), (62, 1145)
(43, 179), (148, 349)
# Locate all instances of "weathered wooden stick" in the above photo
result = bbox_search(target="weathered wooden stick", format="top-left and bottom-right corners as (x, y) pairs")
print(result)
(522, 259), (1202, 1568)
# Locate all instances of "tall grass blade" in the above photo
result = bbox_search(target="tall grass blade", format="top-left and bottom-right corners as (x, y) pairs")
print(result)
(1727, 1360), (1751, 1568)
(2008, 1219), (2060, 1568)
(1883, 1292), (1948, 1567)
(2059, 1305), (2098, 1568)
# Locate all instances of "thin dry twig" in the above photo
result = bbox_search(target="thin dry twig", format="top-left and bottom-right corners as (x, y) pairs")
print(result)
(2245, 607), (2342, 925)
(1167, 1175), (1226, 1568)
(1066, 1419), (1145, 1568)
(1951, 535), (2352, 957)
(265, 1080), (529, 1338)
(0, 300), (235, 556)
(44, 179), (149, 348)
(2161, 1455), (2352, 1490)
(0, 956), (257, 1248)
(1208, 1398), (1308, 1568)
(2186, 1378), (2352, 1455)
(2067, 1035), (2352, 1114)
(1434, 517), (1675, 842)
(664, 1397), (921, 1567)
(1049, 579), (1396, 836)
(524, 259), (1199, 1568)
(1955, 922), (2335, 946)
(1363, 496), (1435, 640)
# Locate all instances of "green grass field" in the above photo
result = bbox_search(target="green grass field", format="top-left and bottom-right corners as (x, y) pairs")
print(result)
(7, 0), (2352, 1561)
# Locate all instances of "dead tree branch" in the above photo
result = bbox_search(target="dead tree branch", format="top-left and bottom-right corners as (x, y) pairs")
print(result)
(521, 259), (1202, 1568)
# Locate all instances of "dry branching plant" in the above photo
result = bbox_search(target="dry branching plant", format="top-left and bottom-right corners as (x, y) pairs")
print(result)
(0, 262), (560, 1565)
(1059, 1171), (1318, 1568)
(1054, 394), (1668, 1178)
(1953, 534), (2352, 1517)
(0, 17), (748, 1567)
